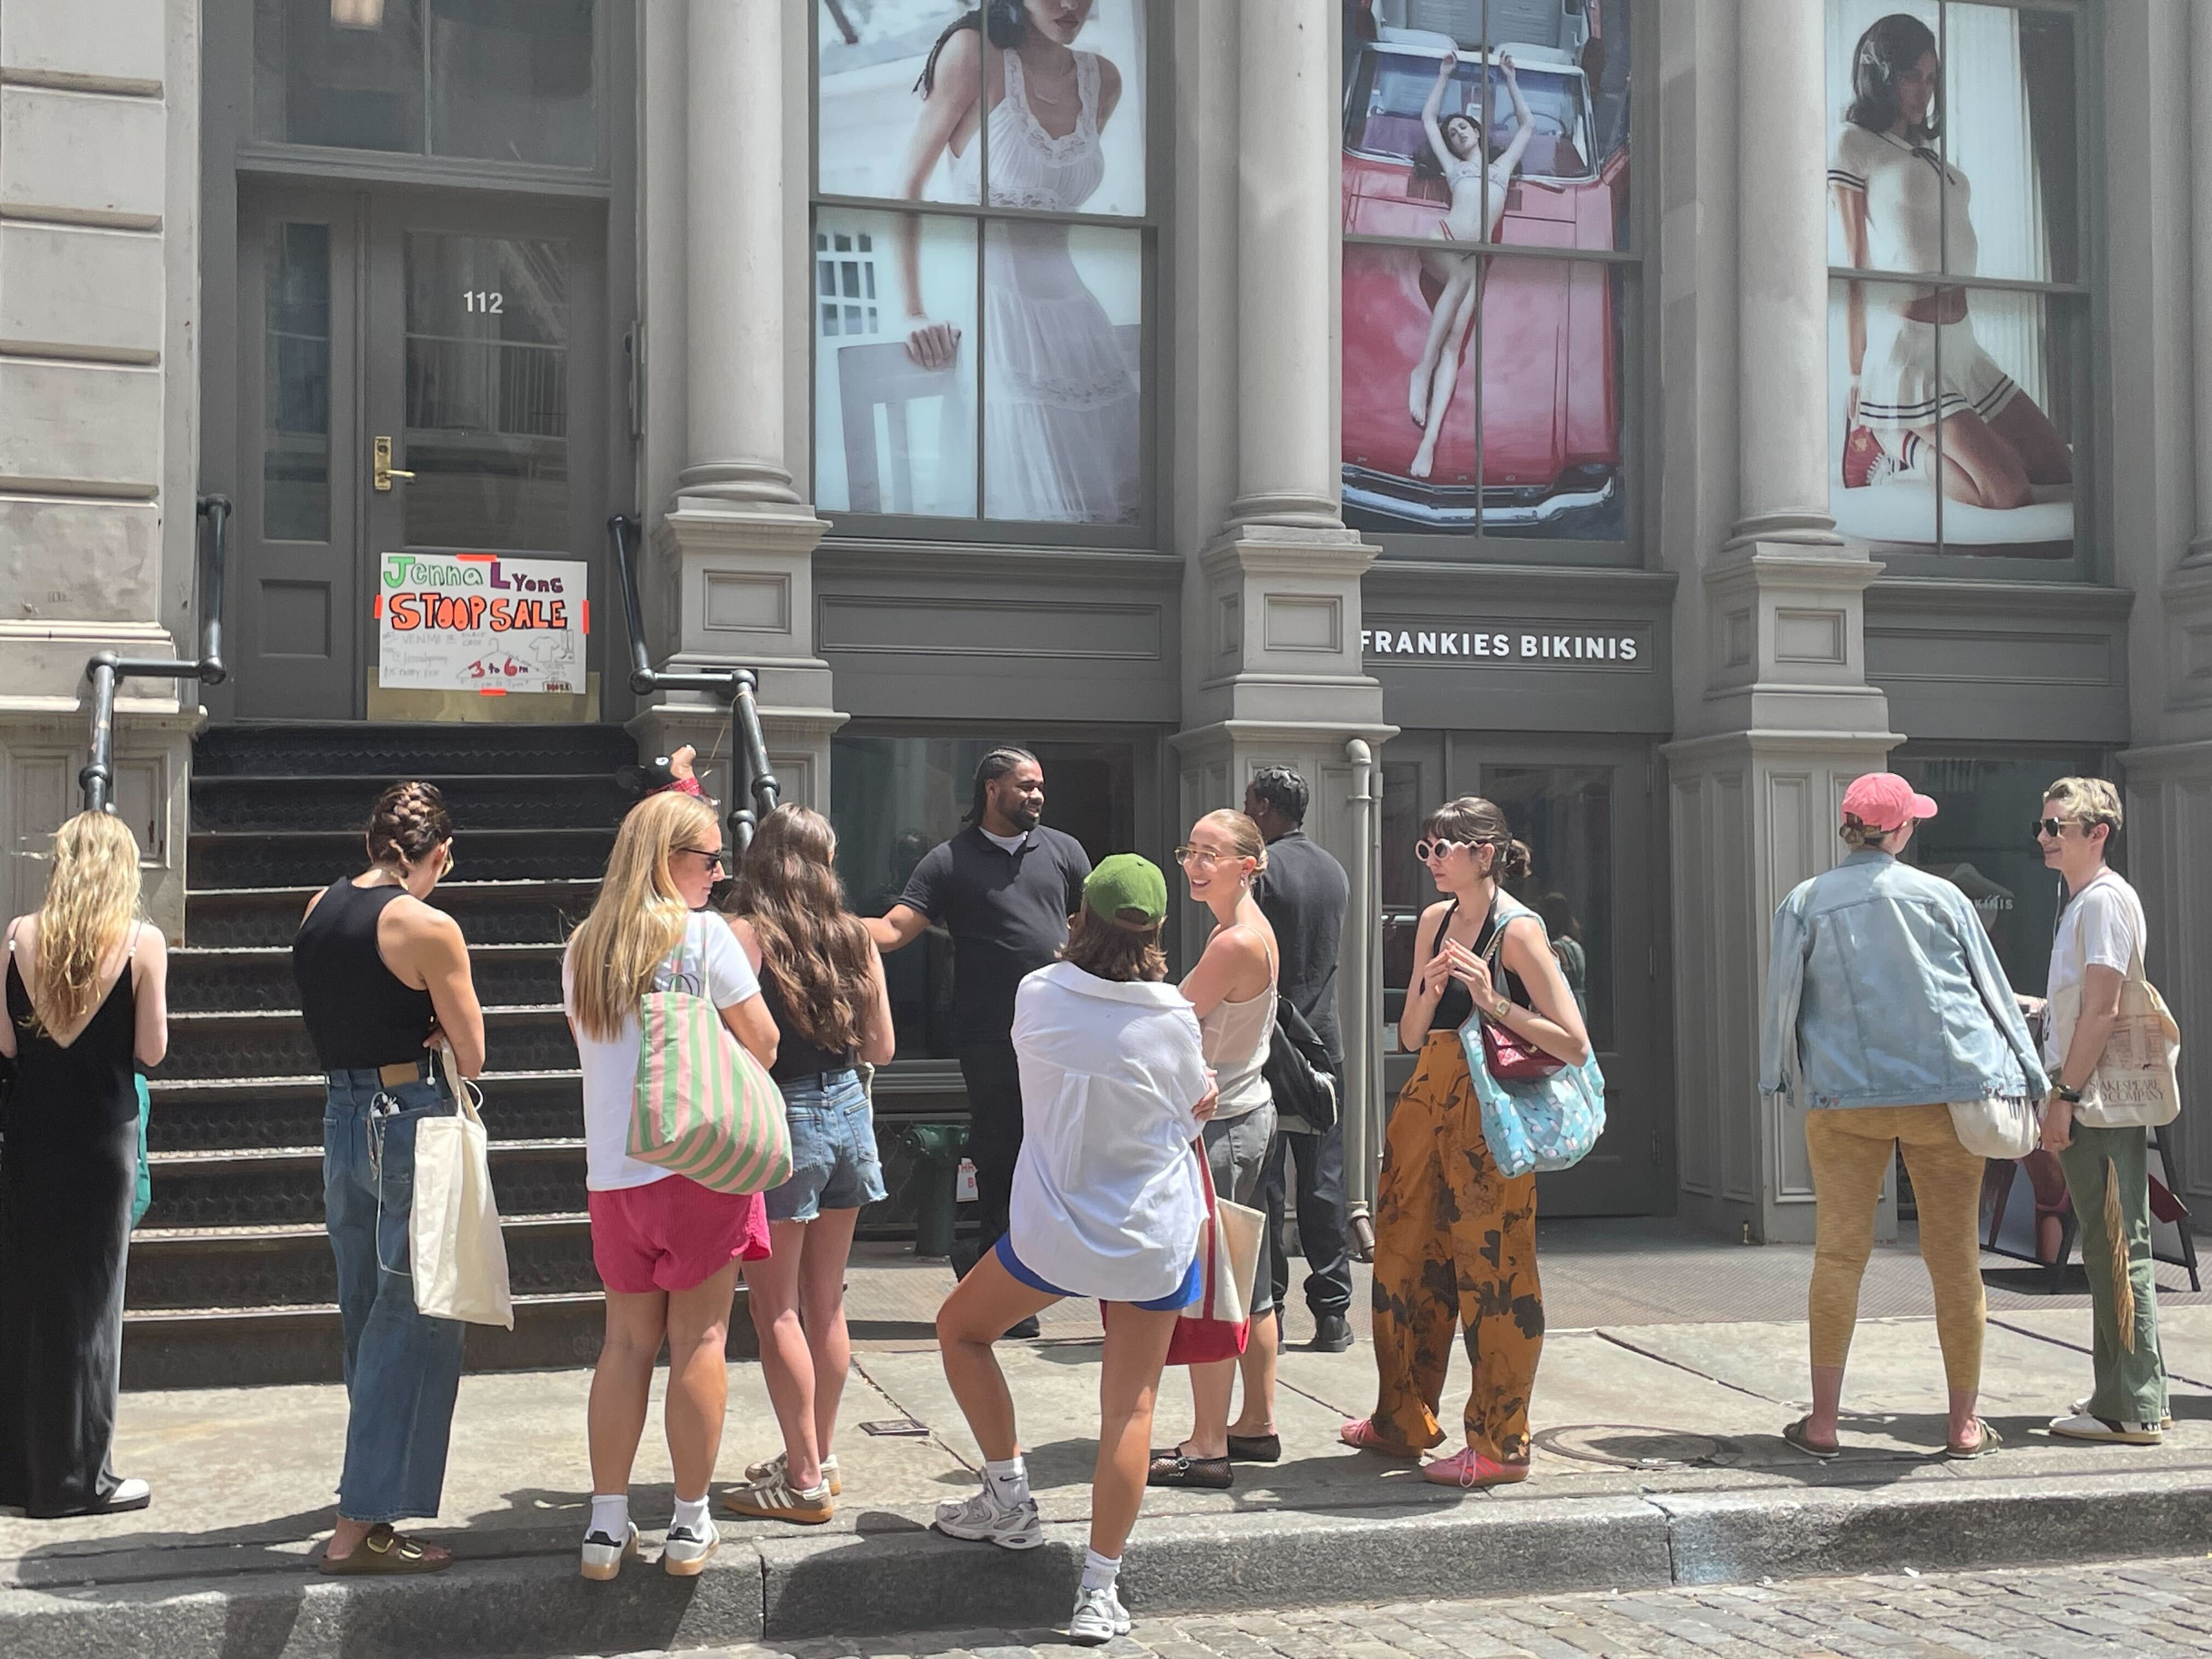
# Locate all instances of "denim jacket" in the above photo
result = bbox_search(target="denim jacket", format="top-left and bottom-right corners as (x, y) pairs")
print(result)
(1758, 850), (2048, 1110)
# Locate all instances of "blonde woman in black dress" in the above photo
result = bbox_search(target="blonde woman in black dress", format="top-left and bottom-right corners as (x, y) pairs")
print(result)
(0, 810), (168, 1516)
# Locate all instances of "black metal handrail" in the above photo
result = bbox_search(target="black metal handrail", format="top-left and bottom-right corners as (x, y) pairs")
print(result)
(80, 495), (231, 814)
(607, 514), (780, 850)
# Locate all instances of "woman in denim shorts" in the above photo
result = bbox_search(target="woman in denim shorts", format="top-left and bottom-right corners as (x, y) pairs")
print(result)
(721, 806), (895, 1525)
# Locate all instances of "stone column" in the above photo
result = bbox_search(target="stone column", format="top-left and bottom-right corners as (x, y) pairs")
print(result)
(2194, 0), (2212, 563)
(1175, 0), (1394, 1207)
(1662, 0), (1899, 1243)
(640, 0), (843, 811)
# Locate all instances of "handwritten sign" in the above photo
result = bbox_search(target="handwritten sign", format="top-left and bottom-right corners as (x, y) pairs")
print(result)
(376, 552), (588, 695)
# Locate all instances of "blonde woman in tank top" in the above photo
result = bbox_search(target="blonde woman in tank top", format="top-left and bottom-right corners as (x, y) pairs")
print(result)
(1148, 809), (1280, 1492)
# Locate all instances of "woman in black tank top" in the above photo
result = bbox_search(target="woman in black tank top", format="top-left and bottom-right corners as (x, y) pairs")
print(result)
(1342, 795), (1589, 1494)
(292, 782), (485, 1575)
(0, 810), (168, 1517)
(719, 805), (896, 1519)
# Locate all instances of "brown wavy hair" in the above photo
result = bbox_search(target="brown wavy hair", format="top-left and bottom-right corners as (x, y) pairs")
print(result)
(1422, 795), (1532, 882)
(1062, 903), (1167, 984)
(731, 804), (875, 1054)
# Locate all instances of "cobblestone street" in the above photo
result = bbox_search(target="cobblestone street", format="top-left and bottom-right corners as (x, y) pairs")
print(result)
(622, 1556), (2212, 1658)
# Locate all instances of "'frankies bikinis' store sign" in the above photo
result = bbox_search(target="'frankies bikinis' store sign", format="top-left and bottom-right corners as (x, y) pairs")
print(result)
(1361, 623), (1649, 666)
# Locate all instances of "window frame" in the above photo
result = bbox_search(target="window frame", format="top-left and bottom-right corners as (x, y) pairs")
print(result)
(1824, 0), (2098, 582)
(1340, 0), (1648, 569)
(806, 0), (1166, 548)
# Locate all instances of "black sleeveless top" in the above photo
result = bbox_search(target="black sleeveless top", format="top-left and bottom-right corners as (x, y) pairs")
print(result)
(758, 968), (856, 1084)
(4, 926), (142, 1144)
(292, 879), (437, 1070)
(1424, 898), (1531, 1032)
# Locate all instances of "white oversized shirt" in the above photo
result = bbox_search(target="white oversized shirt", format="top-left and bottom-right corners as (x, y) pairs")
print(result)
(1006, 962), (1211, 1302)
(2044, 868), (2148, 1069)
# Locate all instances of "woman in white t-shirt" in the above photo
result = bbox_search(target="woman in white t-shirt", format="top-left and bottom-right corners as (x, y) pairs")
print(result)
(561, 792), (778, 1580)
(2029, 776), (2170, 1446)
(930, 854), (1217, 1646)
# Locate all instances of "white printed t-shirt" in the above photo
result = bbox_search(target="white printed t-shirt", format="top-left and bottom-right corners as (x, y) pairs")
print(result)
(564, 910), (761, 1191)
(1006, 961), (1211, 1303)
(2043, 867), (2148, 1069)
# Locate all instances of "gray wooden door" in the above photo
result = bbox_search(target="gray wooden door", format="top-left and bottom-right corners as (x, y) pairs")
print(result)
(229, 187), (606, 719)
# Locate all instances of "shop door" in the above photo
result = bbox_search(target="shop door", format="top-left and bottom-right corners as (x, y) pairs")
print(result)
(229, 186), (606, 720)
(1379, 733), (1665, 1216)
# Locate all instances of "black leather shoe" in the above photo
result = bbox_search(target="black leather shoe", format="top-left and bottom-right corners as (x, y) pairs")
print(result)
(1001, 1314), (1041, 1340)
(1310, 1314), (1353, 1353)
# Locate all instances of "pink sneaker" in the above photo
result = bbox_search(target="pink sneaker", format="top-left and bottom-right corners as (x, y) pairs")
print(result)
(1421, 1447), (1528, 1489)
(1338, 1418), (1423, 1460)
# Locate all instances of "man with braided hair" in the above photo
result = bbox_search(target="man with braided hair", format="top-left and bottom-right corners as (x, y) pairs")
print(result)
(867, 751), (1090, 1338)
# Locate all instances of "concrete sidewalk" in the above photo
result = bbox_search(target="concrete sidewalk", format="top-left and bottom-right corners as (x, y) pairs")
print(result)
(5, 1222), (2210, 1657)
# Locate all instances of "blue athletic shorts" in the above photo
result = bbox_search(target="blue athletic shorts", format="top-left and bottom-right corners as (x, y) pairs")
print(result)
(994, 1233), (1203, 1312)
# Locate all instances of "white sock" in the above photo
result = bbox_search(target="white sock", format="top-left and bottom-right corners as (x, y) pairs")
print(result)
(670, 1493), (713, 1537)
(586, 1493), (629, 1541)
(1081, 1547), (1121, 1593)
(983, 1454), (1029, 1504)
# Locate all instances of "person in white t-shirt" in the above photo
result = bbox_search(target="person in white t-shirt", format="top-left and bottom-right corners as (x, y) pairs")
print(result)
(2028, 776), (2169, 1446)
(930, 854), (1217, 1646)
(561, 792), (778, 1580)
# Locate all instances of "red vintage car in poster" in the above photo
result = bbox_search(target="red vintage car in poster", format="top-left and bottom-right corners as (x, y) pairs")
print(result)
(1341, 1), (1628, 535)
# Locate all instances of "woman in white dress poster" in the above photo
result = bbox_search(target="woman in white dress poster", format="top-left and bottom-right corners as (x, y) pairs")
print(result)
(898, 1), (1141, 525)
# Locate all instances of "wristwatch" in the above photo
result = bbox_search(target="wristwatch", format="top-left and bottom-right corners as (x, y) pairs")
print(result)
(1490, 994), (1513, 1021)
(2051, 1081), (2083, 1104)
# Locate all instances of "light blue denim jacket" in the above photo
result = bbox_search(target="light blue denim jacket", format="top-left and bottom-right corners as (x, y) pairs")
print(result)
(1759, 849), (2048, 1110)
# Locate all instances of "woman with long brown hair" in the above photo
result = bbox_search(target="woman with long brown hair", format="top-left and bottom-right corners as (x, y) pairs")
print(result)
(565, 790), (777, 1579)
(720, 805), (894, 1526)
(0, 810), (167, 1517)
(1340, 796), (1588, 1490)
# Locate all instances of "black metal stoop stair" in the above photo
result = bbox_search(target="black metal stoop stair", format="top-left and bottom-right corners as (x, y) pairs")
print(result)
(129, 722), (640, 1389)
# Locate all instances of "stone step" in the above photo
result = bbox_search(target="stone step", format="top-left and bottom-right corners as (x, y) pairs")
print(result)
(160, 1004), (574, 1082)
(184, 879), (600, 947)
(189, 827), (616, 889)
(148, 1068), (585, 1152)
(191, 720), (634, 778)
(190, 771), (631, 833)
(140, 1139), (588, 1232)
(166, 941), (567, 1013)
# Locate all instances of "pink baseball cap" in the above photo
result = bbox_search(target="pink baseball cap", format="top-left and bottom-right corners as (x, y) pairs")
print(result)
(1840, 772), (1938, 832)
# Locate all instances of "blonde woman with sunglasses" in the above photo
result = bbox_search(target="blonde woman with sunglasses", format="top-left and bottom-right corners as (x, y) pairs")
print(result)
(0, 810), (167, 1518)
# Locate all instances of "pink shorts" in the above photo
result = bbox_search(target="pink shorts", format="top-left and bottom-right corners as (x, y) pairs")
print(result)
(588, 1177), (769, 1294)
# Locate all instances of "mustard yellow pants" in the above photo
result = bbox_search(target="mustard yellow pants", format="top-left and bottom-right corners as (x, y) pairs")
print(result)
(1804, 1105), (1985, 1392)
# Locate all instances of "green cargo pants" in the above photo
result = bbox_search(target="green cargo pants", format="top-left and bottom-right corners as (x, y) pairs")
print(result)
(2056, 1124), (2169, 1426)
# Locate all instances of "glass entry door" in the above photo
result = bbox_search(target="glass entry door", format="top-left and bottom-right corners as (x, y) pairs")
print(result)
(1379, 732), (1665, 1216)
(228, 184), (606, 720)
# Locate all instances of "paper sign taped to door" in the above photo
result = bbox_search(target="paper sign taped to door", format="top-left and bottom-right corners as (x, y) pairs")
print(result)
(377, 552), (588, 695)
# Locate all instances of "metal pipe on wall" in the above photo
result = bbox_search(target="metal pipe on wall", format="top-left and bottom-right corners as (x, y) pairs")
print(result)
(1344, 737), (1379, 1255)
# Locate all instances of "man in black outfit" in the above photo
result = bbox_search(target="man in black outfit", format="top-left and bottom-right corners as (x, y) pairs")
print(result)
(1246, 765), (1356, 1352)
(867, 749), (1090, 1338)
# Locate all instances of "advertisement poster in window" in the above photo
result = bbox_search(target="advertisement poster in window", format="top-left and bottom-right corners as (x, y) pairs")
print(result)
(1825, 2), (2079, 560)
(814, 2), (1146, 527)
(1340, 0), (1630, 541)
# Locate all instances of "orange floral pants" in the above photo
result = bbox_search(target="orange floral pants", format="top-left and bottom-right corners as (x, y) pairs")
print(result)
(1368, 1030), (1543, 1462)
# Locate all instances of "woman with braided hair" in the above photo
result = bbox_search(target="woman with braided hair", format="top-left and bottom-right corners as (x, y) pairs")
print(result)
(293, 782), (485, 1574)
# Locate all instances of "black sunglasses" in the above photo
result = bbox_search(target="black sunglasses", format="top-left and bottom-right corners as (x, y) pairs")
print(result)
(676, 844), (732, 872)
(2032, 818), (2076, 841)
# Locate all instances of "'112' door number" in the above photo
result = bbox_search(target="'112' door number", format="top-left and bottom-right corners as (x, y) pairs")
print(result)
(464, 291), (504, 313)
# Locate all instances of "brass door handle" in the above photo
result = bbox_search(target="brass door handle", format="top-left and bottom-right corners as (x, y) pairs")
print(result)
(373, 435), (416, 491)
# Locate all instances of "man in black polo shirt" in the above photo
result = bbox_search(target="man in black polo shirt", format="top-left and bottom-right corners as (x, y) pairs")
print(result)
(1246, 766), (1356, 1352)
(866, 749), (1091, 1302)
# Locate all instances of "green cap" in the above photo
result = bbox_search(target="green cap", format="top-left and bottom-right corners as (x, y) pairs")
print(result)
(1084, 852), (1168, 926)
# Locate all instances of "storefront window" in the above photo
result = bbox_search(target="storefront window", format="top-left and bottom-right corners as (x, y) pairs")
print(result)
(1824, 1), (2087, 569)
(253, 0), (598, 168)
(1891, 748), (2113, 998)
(812, 1), (1153, 534)
(1340, 0), (1636, 556)
(830, 731), (1137, 1060)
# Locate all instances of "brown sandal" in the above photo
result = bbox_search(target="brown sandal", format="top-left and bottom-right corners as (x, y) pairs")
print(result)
(317, 1523), (453, 1575)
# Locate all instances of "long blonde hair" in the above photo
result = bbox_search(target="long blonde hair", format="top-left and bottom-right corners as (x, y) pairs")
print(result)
(27, 811), (143, 1035)
(566, 792), (717, 1041)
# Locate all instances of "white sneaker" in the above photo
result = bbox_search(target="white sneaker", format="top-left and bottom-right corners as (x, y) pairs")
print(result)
(101, 1478), (153, 1513)
(579, 1519), (638, 1581)
(931, 1483), (1044, 1551)
(742, 1449), (841, 1497)
(2072, 1396), (2172, 1430)
(1069, 1584), (1132, 1645)
(2049, 1410), (2162, 1445)
(661, 1517), (719, 1576)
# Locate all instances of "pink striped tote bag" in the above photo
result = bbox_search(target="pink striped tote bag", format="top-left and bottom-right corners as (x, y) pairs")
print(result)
(626, 929), (792, 1194)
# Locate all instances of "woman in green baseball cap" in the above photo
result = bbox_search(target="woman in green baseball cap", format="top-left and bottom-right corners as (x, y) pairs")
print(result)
(932, 851), (1218, 1644)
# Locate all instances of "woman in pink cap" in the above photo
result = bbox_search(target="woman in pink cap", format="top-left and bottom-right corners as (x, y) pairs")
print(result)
(1758, 772), (2046, 1462)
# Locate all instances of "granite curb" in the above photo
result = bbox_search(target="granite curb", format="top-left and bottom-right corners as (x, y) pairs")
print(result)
(5, 1471), (2209, 1659)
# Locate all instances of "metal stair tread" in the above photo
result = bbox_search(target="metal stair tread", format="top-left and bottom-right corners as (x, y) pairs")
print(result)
(125, 1290), (608, 1324)
(150, 1067), (582, 1098)
(194, 772), (629, 788)
(133, 1211), (590, 1245)
(148, 1137), (585, 1168)
(168, 1002), (567, 1022)
(170, 941), (566, 959)
(185, 877), (600, 899)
